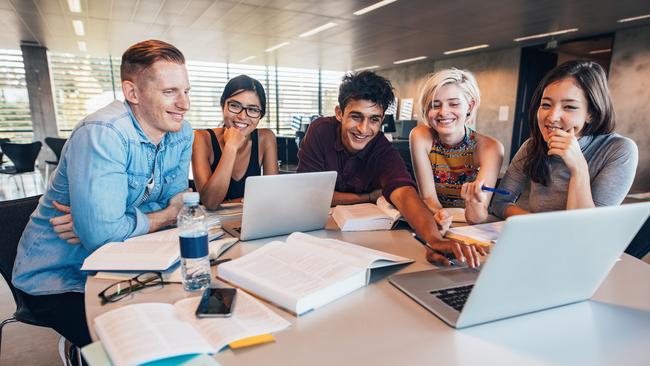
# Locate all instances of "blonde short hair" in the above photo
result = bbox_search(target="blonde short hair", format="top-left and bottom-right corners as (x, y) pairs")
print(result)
(418, 68), (480, 125)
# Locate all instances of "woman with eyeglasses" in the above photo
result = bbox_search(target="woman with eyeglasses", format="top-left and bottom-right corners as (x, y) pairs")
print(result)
(192, 75), (278, 209)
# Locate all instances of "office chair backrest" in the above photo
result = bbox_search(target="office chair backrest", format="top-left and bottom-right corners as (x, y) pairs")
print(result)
(0, 195), (41, 311)
(44, 137), (67, 162)
(0, 138), (9, 164)
(0, 142), (42, 173)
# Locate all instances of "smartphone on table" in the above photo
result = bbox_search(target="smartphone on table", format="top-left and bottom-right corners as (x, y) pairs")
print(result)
(195, 287), (237, 317)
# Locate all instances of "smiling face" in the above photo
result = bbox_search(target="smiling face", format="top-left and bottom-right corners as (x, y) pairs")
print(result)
(222, 90), (262, 136)
(537, 77), (591, 142)
(125, 61), (190, 142)
(426, 83), (473, 143)
(336, 99), (384, 154)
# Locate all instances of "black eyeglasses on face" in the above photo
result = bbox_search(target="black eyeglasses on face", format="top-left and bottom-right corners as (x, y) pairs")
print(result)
(227, 101), (262, 118)
(98, 272), (167, 305)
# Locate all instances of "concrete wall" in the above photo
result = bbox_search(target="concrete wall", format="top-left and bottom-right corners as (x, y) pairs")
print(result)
(608, 24), (650, 191)
(377, 47), (520, 172)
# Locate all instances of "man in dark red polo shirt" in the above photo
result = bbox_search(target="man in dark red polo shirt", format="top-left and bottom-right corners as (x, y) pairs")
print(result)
(298, 71), (483, 268)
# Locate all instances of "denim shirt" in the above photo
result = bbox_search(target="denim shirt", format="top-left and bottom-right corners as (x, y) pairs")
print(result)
(13, 100), (193, 295)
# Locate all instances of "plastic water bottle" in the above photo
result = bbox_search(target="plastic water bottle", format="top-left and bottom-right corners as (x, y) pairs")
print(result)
(177, 192), (211, 292)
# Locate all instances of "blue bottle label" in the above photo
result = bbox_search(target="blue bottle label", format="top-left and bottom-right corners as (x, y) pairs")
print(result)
(179, 234), (209, 258)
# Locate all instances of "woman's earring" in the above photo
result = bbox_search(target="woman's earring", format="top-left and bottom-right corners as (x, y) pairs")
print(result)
(466, 112), (471, 117)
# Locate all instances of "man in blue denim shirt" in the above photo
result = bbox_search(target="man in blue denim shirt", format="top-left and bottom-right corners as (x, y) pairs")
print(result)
(12, 40), (193, 348)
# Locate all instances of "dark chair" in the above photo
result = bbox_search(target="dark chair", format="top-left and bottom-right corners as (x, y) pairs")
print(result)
(0, 138), (10, 166)
(0, 141), (43, 192)
(44, 137), (67, 182)
(0, 195), (43, 356)
(624, 215), (650, 259)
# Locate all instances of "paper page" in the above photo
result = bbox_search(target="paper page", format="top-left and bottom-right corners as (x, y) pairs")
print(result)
(287, 233), (412, 269)
(94, 303), (214, 366)
(208, 237), (239, 259)
(219, 240), (361, 300)
(447, 221), (505, 244)
(175, 290), (290, 351)
(445, 207), (467, 223)
(376, 196), (402, 221)
(93, 264), (182, 283)
(204, 203), (243, 218)
(81, 237), (179, 271)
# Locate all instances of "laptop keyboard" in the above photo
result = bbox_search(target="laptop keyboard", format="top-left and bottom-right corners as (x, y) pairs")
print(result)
(430, 284), (474, 312)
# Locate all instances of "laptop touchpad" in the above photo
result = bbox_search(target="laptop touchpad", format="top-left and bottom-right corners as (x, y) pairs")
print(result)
(436, 268), (479, 285)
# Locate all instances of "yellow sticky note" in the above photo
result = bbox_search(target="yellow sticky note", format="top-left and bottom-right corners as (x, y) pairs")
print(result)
(228, 334), (276, 349)
(446, 233), (492, 247)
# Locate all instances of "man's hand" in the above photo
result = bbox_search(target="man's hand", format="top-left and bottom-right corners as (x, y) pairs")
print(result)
(433, 209), (452, 235)
(369, 188), (383, 203)
(50, 201), (80, 244)
(425, 238), (487, 268)
(168, 190), (186, 212)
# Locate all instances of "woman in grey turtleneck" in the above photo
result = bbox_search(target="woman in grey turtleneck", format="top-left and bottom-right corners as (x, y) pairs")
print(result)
(491, 60), (638, 218)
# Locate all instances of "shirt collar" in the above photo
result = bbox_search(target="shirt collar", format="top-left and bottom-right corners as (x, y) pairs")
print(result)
(578, 134), (594, 151)
(124, 101), (170, 148)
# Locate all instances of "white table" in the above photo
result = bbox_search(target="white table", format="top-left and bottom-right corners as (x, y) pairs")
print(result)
(85, 228), (650, 366)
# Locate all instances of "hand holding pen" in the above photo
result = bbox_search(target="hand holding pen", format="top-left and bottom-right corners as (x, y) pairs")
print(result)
(411, 232), (486, 269)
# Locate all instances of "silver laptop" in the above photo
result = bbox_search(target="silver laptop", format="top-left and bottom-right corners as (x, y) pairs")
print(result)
(389, 202), (650, 329)
(222, 171), (336, 241)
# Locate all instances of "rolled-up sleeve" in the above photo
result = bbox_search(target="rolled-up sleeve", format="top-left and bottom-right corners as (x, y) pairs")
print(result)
(375, 143), (417, 205)
(490, 141), (531, 219)
(67, 123), (149, 252)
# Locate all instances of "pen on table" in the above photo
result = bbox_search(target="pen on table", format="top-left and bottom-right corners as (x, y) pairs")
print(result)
(480, 185), (511, 196)
(410, 232), (458, 265)
(209, 258), (232, 267)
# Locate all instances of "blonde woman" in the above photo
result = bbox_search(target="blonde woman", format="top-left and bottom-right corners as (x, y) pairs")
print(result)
(410, 68), (503, 227)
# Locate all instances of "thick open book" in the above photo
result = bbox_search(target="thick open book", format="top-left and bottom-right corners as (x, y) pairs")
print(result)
(81, 227), (233, 272)
(332, 197), (402, 231)
(93, 289), (290, 366)
(217, 232), (413, 316)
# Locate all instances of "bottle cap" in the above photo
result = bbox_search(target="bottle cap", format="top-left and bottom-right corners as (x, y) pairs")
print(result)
(182, 192), (200, 204)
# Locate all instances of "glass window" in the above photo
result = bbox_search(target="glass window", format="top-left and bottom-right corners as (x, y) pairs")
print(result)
(0, 49), (32, 142)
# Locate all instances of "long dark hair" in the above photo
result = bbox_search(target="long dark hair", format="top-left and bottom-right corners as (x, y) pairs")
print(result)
(220, 75), (267, 118)
(524, 60), (615, 185)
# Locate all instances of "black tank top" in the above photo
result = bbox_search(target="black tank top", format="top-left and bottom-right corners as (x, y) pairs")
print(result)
(206, 129), (261, 200)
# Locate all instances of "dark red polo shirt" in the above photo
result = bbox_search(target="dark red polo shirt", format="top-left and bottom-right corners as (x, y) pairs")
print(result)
(297, 116), (416, 203)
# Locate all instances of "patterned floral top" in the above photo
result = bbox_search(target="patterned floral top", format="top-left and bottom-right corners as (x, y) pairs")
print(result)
(428, 127), (479, 207)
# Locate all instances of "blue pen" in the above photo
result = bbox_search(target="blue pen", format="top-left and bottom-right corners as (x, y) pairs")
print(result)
(481, 185), (511, 196)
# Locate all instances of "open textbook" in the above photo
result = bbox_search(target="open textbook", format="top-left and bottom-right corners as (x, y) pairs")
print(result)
(217, 232), (413, 316)
(93, 289), (290, 366)
(82, 227), (232, 272)
(446, 221), (505, 246)
(332, 196), (402, 231)
(93, 237), (239, 283)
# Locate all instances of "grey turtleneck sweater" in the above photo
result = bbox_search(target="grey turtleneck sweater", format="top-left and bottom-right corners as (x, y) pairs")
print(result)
(490, 133), (638, 218)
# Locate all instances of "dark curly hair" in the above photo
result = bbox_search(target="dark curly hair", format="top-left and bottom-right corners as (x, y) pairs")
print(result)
(524, 60), (615, 186)
(338, 71), (395, 113)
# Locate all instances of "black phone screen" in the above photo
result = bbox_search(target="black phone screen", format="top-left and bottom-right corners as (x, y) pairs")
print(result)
(195, 288), (237, 317)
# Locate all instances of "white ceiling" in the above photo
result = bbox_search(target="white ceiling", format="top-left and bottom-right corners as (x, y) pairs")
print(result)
(1, 0), (650, 71)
